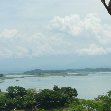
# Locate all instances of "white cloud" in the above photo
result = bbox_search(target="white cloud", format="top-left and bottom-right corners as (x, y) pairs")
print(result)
(50, 15), (83, 36)
(77, 44), (107, 55)
(50, 13), (102, 36)
(49, 13), (111, 55)
(0, 47), (13, 58)
(49, 13), (111, 45)
(0, 14), (111, 58)
(0, 28), (18, 38)
(0, 31), (74, 58)
(83, 14), (102, 34)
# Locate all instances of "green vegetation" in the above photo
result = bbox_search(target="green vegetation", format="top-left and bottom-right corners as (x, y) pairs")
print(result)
(0, 74), (4, 77)
(0, 86), (77, 111)
(23, 68), (111, 76)
(0, 86), (111, 111)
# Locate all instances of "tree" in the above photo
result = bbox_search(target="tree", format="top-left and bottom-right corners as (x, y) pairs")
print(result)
(0, 92), (15, 111)
(101, 0), (111, 15)
(69, 99), (103, 111)
(0, 93), (7, 111)
(36, 86), (78, 109)
(60, 87), (78, 99)
(6, 86), (27, 110)
(6, 86), (27, 98)
(23, 89), (37, 110)
(0, 74), (4, 77)
(53, 85), (60, 91)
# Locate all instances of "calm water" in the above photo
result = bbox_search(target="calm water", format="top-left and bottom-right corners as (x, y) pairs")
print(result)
(0, 72), (111, 99)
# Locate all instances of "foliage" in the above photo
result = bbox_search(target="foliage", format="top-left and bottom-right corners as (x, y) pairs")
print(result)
(6, 86), (27, 98)
(36, 86), (78, 109)
(1, 86), (111, 111)
(69, 99), (103, 111)
(0, 93), (7, 111)
(0, 74), (4, 77)
(0, 86), (78, 111)
(23, 89), (37, 110)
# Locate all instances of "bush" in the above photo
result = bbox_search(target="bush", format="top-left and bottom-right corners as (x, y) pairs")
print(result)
(0, 86), (78, 111)
(36, 86), (78, 109)
(6, 86), (27, 98)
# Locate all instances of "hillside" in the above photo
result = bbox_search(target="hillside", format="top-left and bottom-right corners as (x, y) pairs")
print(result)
(23, 68), (111, 76)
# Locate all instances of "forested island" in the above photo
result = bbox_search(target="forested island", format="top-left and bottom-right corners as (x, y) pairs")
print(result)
(0, 68), (111, 77)
(23, 68), (111, 76)
(0, 74), (4, 77)
(0, 85), (111, 111)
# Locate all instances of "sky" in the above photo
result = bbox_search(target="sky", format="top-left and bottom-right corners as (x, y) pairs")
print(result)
(0, 0), (111, 73)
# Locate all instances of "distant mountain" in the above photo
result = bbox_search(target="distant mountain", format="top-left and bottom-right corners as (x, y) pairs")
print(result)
(24, 68), (111, 75)
(74, 68), (111, 72)
(24, 69), (66, 73)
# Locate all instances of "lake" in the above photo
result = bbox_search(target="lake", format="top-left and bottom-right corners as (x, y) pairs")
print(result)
(0, 72), (111, 99)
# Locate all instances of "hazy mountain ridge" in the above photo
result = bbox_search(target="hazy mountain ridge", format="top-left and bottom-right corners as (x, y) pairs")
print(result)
(24, 68), (111, 75)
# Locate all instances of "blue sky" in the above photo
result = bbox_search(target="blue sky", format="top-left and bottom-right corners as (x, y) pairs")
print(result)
(0, 0), (111, 72)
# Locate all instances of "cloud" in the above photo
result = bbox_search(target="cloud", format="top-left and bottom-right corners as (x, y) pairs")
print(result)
(76, 44), (107, 55)
(0, 28), (18, 38)
(0, 14), (111, 58)
(49, 13), (111, 44)
(50, 14), (101, 36)
(0, 30), (74, 58)
(49, 15), (83, 36)
(49, 13), (111, 55)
